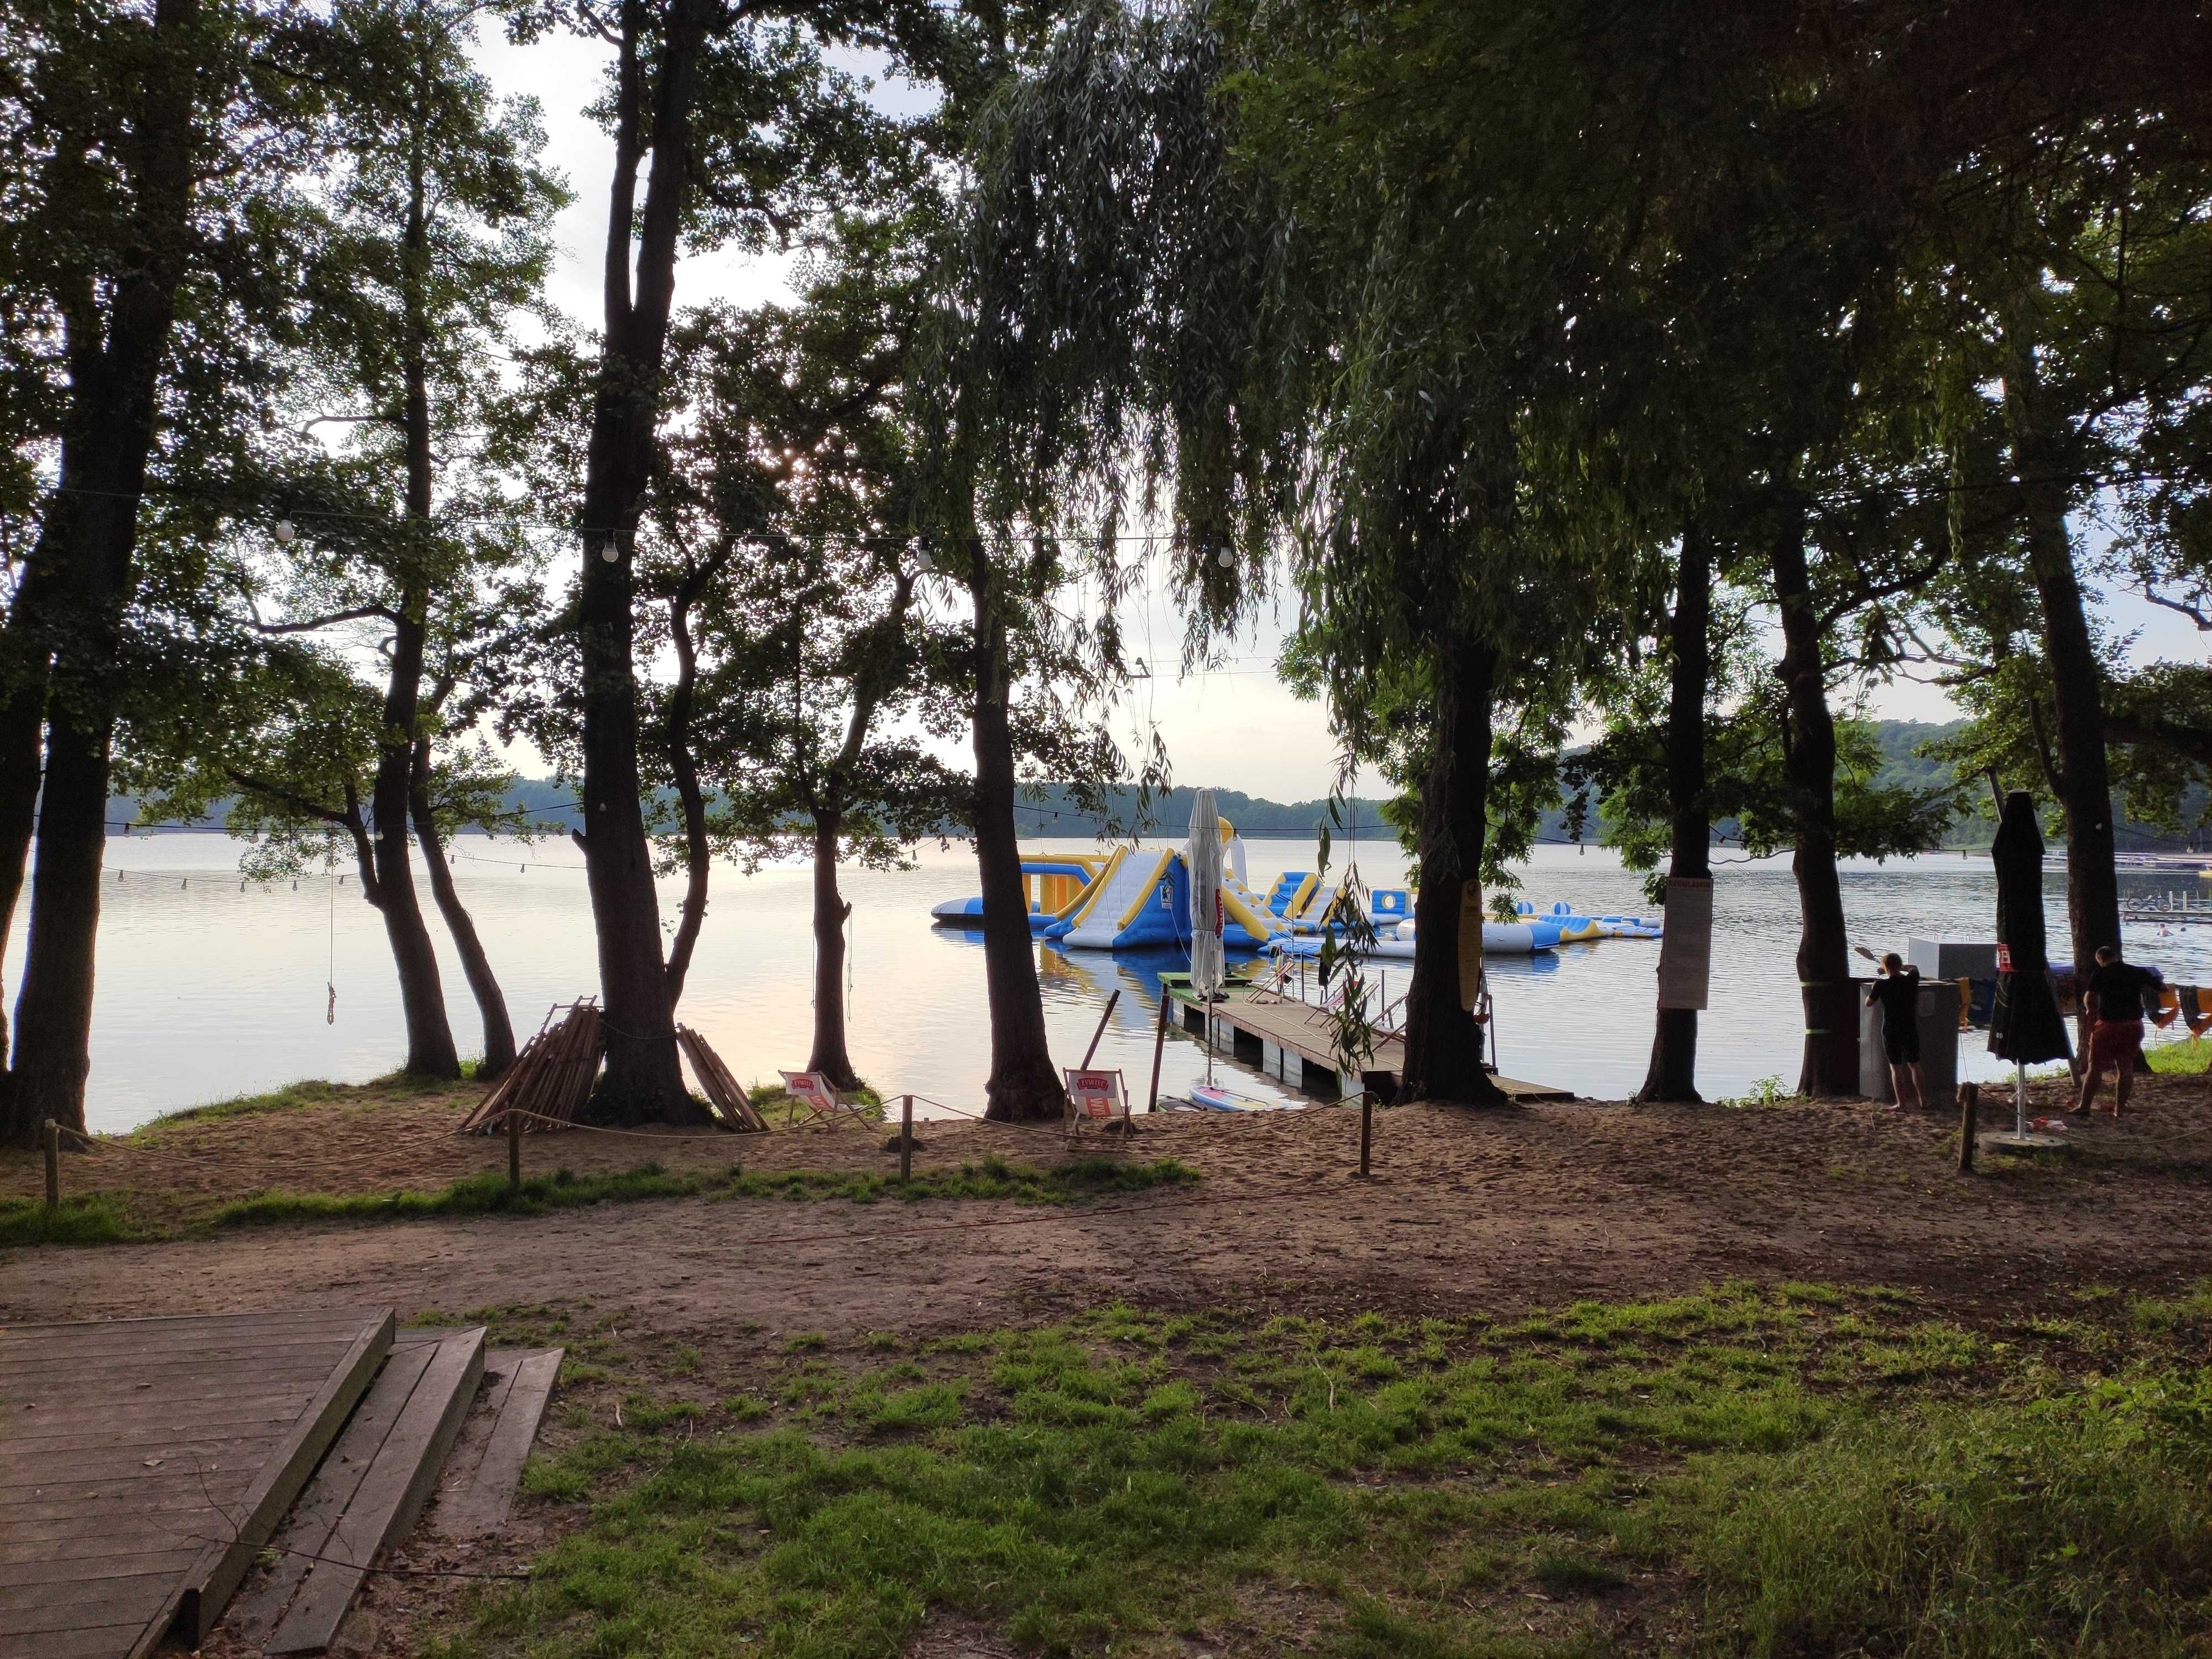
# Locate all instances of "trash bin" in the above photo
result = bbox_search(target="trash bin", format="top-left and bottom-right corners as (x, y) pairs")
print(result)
(1859, 980), (1959, 1105)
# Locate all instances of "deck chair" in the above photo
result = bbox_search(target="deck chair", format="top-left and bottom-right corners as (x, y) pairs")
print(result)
(779, 1068), (875, 1130)
(1062, 1066), (1132, 1141)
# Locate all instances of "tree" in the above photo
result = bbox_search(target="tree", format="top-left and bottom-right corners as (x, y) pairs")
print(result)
(0, 0), (325, 1141)
(167, 0), (558, 1078)
(649, 234), (966, 1084)
(518, 0), (946, 1124)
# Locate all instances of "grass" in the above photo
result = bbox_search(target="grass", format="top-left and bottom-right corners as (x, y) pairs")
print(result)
(206, 1154), (1197, 1234)
(126, 1069), (476, 1137)
(426, 1281), (2212, 1659)
(0, 1192), (143, 1246)
(2145, 1036), (2212, 1075)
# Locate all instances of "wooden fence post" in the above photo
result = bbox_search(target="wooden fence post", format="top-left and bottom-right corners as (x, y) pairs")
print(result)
(1957, 1082), (1979, 1175)
(508, 1108), (523, 1191)
(1148, 992), (1171, 1113)
(43, 1120), (59, 1212)
(900, 1094), (914, 1182)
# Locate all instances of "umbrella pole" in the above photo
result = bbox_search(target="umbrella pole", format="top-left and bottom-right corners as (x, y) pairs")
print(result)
(2015, 1060), (2028, 1136)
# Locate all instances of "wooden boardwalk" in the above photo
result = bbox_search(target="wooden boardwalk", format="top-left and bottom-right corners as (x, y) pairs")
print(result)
(1163, 976), (1572, 1102)
(0, 1307), (391, 1659)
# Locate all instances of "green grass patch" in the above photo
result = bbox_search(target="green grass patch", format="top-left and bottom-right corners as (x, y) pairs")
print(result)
(204, 1156), (1197, 1235)
(2145, 1036), (2212, 1074)
(129, 1069), (471, 1137)
(0, 1192), (143, 1246)
(431, 1281), (2212, 1659)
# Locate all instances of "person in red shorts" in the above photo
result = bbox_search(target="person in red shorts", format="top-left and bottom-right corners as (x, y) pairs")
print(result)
(2076, 944), (2162, 1117)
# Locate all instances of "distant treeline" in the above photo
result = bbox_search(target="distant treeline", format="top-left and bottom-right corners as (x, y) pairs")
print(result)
(103, 718), (2207, 852)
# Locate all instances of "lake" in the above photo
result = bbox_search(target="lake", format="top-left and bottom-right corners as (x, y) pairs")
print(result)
(35, 834), (2212, 1134)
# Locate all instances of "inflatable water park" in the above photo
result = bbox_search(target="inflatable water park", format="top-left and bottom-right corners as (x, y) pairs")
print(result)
(929, 814), (1663, 957)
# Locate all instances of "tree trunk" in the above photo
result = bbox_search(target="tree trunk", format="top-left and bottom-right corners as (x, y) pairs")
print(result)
(359, 57), (460, 1080)
(369, 597), (458, 1077)
(410, 739), (514, 1078)
(806, 815), (859, 1089)
(0, 566), (57, 1077)
(573, 0), (710, 1125)
(2001, 314), (2120, 980)
(1769, 492), (1858, 1097)
(6, 0), (204, 1145)
(970, 569), (1066, 1121)
(661, 579), (715, 1010)
(1401, 640), (1509, 1106)
(1637, 524), (1712, 1103)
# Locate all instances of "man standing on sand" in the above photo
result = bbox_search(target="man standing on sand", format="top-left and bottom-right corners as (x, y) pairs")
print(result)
(2077, 943), (2169, 1117)
(1866, 952), (1924, 1109)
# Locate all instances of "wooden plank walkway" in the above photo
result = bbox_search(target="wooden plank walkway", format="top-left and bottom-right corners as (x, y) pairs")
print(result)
(0, 1307), (392, 1659)
(1162, 976), (1573, 1102)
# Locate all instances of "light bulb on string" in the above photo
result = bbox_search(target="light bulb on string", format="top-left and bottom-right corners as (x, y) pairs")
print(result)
(1216, 545), (1234, 568)
(274, 519), (296, 546)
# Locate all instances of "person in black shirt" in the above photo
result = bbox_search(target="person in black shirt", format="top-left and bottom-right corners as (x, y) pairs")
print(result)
(1865, 952), (1923, 1109)
(2077, 943), (2170, 1116)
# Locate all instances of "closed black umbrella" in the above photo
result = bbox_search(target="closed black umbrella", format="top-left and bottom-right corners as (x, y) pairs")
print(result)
(1988, 791), (2072, 1066)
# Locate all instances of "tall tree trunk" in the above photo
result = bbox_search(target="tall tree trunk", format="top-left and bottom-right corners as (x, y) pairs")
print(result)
(0, 565), (57, 1077)
(6, 0), (204, 1144)
(1769, 492), (1857, 1097)
(573, 0), (710, 1124)
(2001, 311), (2120, 980)
(969, 568), (1066, 1121)
(661, 573), (716, 1010)
(1401, 641), (1509, 1106)
(806, 813), (859, 1089)
(410, 739), (514, 1078)
(359, 45), (459, 1079)
(371, 593), (458, 1077)
(1637, 524), (1712, 1103)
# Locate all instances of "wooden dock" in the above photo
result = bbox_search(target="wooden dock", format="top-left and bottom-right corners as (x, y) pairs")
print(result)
(0, 1309), (562, 1658)
(0, 1307), (392, 1659)
(1159, 974), (1572, 1102)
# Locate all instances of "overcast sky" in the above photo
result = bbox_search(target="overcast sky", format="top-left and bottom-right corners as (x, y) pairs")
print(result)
(468, 24), (2206, 805)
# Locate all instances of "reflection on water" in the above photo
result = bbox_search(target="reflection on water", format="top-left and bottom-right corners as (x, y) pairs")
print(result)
(38, 834), (2212, 1133)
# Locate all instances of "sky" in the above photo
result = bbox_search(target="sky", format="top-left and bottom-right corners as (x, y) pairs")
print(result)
(467, 25), (2208, 806)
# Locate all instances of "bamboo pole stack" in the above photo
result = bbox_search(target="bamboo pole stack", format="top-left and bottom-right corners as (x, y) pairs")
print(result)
(460, 1001), (604, 1135)
(675, 1025), (769, 1132)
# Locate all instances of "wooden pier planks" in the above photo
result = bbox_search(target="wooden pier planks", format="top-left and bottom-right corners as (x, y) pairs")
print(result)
(243, 1327), (486, 1654)
(0, 1307), (393, 1659)
(1164, 977), (1573, 1102)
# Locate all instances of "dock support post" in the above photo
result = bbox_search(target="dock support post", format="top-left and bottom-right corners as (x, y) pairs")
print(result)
(1957, 1082), (1979, 1175)
(507, 1108), (522, 1191)
(1358, 1096), (1373, 1179)
(42, 1120), (58, 1211)
(1148, 993), (1170, 1112)
(900, 1094), (914, 1181)
(1081, 989), (1120, 1068)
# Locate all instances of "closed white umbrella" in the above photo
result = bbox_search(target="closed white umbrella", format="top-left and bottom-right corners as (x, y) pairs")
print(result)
(1188, 790), (1224, 1001)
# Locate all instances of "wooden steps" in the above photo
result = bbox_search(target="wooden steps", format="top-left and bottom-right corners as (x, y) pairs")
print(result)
(427, 1347), (564, 1539)
(235, 1328), (486, 1655)
(0, 1307), (393, 1659)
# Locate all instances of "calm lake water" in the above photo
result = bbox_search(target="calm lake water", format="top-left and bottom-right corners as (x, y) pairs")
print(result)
(29, 834), (2212, 1134)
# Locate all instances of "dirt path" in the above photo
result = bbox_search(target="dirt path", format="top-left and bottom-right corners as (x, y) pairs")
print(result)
(9, 1076), (2211, 1335)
